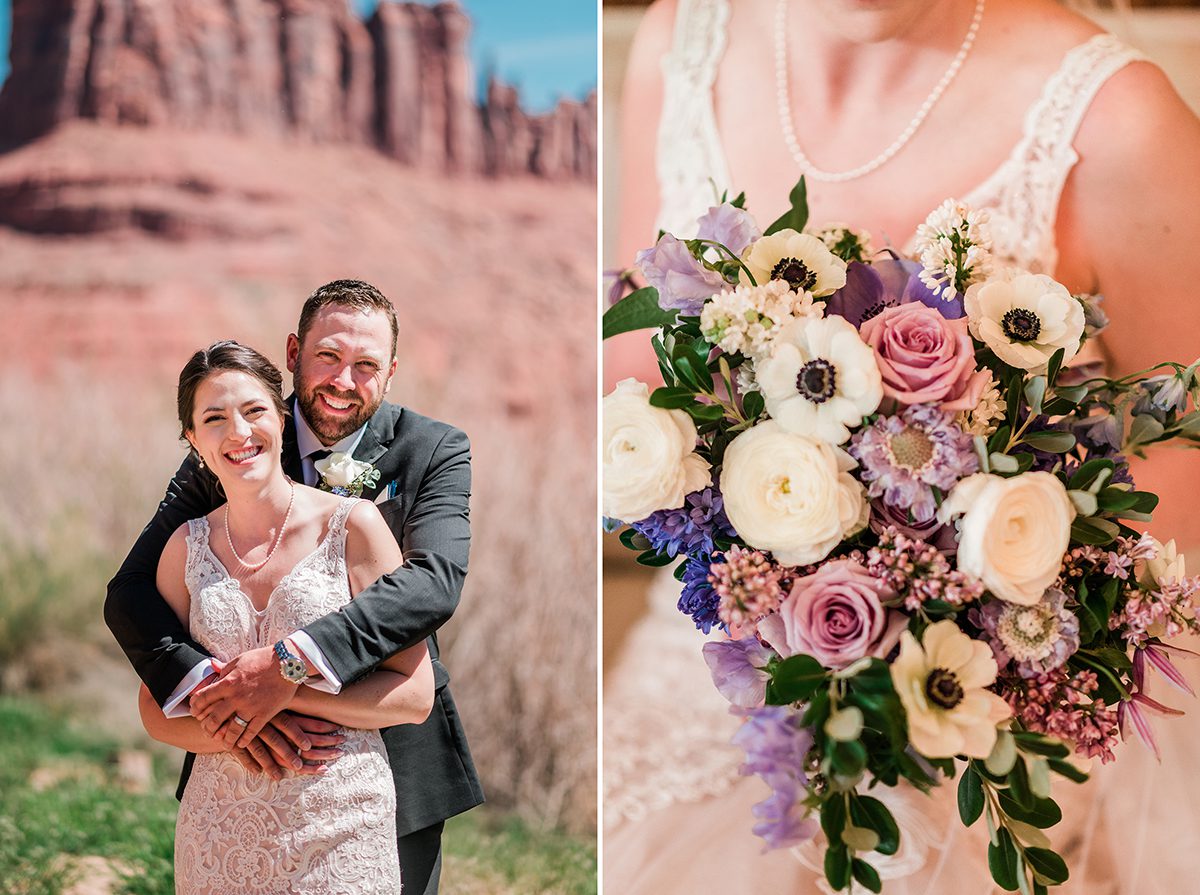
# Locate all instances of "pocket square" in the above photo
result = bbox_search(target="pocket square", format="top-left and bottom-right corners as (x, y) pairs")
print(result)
(375, 480), (399, 504)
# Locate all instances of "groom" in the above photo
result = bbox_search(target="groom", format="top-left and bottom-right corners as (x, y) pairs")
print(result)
(106, 279), (484, 895)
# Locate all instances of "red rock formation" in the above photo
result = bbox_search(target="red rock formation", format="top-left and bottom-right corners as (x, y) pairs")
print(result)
(0, 0), (596, 181)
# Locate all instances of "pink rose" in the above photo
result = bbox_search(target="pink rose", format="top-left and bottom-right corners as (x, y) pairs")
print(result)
(758, 560), (903, 669)
(859, 303), (988, 412)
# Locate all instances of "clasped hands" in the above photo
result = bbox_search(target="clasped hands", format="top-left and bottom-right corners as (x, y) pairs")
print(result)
(190, 645), (340, 779)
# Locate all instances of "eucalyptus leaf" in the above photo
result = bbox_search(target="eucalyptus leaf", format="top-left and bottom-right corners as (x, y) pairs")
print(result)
(1067, 489), (1098, 517)
(1129, 413), (1166, 446)
(1024, 376), (1047, 415)
(1051, 383), (1087, 405)
(602, 287), (677, 339)
(990, 452), (1021, 474)
(1018, 430), (1077, 453)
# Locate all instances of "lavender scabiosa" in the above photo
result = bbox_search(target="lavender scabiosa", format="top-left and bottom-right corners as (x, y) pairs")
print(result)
(678, 554), (724, 633)
(732, 705), (818, 850)
(1001, 668), (1120, 763)
(865, 526), (983, 612)
(971, 588), (1080, 677)
(850, 404), (978, 524)
(632, 485), (736, 559)
(710, 545), (788, 634)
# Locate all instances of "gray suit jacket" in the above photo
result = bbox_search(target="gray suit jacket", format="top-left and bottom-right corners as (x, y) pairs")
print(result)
(105, 399), (484, 835)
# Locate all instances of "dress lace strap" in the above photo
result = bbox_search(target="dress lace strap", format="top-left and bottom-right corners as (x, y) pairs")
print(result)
(990, 33), (1145, 272)
(321, 497), (361, 566)
(655, 0), (733, 238)
(184, 517), (216, 595)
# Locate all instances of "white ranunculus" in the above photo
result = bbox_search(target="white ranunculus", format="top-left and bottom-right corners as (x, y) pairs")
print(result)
(939, 472), (1075, 605)
(603, 378), (711, 522)
(314, 452), (373, 488)
(756, 315), (883, 445)
(721, 421), (866, 566)
(964, 273), (1085, 373)
(740, 229), (847, 297)
(1140, 537), (1188, 589)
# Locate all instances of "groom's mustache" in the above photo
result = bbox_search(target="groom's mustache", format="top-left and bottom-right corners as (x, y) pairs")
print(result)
(315, 387), (361, 405)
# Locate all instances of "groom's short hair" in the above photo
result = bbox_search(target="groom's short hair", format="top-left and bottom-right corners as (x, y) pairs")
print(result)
(297, 279), (399, 360)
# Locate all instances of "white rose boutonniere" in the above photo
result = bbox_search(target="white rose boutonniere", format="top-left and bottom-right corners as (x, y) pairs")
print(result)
(939, 472), (1075, 605)
(603, 378), (712, 522)
(314, 452), (382, 498)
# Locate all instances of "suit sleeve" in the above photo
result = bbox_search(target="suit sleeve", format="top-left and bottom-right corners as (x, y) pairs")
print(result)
(104, 454), (221, 705)
(300, 426), (471, 685)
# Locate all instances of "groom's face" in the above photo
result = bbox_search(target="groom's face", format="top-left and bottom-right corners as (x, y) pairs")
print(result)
(286, 305), (397, 445)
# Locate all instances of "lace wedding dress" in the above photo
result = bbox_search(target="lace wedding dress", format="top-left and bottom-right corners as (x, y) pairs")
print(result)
(604, 4), (1200, 892)
(175, 498), (402, 895)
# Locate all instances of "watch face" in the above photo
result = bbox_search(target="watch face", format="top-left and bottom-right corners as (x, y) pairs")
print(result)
(281, 657), (308, 682)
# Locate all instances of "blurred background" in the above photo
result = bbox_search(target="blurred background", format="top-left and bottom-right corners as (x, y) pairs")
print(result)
(0, 2), (597, 893)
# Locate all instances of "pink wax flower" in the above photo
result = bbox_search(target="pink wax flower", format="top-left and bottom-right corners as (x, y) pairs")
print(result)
(758, 559), (903, 669)
(858, 302), (989, 412)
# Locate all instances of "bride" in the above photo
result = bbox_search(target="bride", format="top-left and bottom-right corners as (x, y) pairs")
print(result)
(138, 340), (434, 894)
(605, 0), (1200, 891)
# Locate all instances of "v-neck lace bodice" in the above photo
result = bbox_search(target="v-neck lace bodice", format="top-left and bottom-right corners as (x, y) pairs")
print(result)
(655, 0), (1145, 273)
(184, 498), (359, 655)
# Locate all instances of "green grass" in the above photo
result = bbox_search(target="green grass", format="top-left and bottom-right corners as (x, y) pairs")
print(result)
(0, 697), (596, 895)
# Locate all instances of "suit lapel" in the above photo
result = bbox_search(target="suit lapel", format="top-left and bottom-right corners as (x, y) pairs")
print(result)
(282, 399), (304, 484)
(352, 406), (396, 499)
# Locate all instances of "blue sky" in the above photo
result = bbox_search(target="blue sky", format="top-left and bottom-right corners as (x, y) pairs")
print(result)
(0, 0), (595, 113)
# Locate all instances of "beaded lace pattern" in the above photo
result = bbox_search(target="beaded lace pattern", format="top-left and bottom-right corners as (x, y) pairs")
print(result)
(611, 3), (1144, 830)
(176, 498), (402, 894)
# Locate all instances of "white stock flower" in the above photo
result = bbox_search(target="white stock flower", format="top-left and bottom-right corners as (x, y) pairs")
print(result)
(964, 273), (1084, 373)
(756, 315), (883, 445)
(700, 280), (818, 359)
(812, 223), (874, 263)
(891, 620), (1012, 759)
(740, 229), (847, 297)
(603, 379), (711, 522)
(956, 372), (1004, 437)
(314, 452), (373, 488)
(913, 200), (994, 300)
(939, 472), (1075, 605)
(1140, 537), (1188, 589)
(720, 421), (867, 566)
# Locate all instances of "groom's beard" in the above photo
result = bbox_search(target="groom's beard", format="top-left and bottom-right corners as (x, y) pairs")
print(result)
(295, 382), (380, 444)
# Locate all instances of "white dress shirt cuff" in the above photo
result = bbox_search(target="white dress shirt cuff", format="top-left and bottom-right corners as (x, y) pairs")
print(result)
(290, 631), (342, 694)
(162, 659), (217, 718)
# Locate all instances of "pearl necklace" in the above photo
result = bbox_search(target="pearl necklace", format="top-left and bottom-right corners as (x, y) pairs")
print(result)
(224, 479), (295, 572)
(774, 0), (985, 183)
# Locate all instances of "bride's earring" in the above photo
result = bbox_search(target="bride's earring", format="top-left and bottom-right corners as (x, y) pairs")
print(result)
(197, 453), (206, 470)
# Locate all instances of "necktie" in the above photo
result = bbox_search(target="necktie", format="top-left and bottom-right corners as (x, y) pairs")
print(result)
(307, 449), (331, 486)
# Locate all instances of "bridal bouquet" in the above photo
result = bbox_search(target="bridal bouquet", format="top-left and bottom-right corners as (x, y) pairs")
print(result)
(603, 180), (1200, 894)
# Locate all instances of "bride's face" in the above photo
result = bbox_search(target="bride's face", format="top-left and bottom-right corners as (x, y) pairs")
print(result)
(186, 369), (284, 486)
(798, 0), (963, 44)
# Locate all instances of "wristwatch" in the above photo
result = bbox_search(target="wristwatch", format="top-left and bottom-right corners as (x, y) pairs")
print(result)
(274, 640), (310, 684)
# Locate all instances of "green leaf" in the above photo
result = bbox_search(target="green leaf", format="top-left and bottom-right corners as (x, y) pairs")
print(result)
(851, 858), (883, 894)
(958, 764), (985, 826)
(825, 844), (851, 892)
(634, 549), (676, 568)
(764, 177), (810, 237)
(800, 687), (831, 728)
(648, 386), (697, 409)
(618, 527), (651, 551)
(1069, 457), (1115, 492)
(1024, 376), (1047, 415)
(602, 287), (677, 339)
(988, 828), (1022, 891)
(742, 390), (765, 420)
(1024, 847), (1070, 885)
(1047, 758), (1088, 784)
(1018, 430), (1077, 453)
(1126, 491), (1160, 515)
(1071, 516), (1120, 546)
(997, 792), (1063, 829)
(1130, 413), (1166, 446)
(766, 654), (828, 705)
(1051, 383), (1088, 405)
(1096, 487), (1142, 513)
(1008, 758), (1035, 811)
(672, 341), (715, 392)
(684, 402), (726, 423)
(830, 739), (868, 777)
(821, 796), (847, 843)
(850, 795), (900, 856)
(1046, 348), (1066, 387)
(1011, 732), (1071, 759)
(988, 425), (1013, 454)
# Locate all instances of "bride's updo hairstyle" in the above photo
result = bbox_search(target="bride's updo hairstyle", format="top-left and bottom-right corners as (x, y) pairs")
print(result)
(176, 340), (289, 441)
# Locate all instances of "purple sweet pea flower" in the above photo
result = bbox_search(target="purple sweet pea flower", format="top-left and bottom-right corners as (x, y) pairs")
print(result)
(635, 234), (728, 316)
(702, 637), (773, 708)
(732, 705), (818, 850)
(696, 203), (762, 256)
(868, 498), (960, 554)
(825, 257), (964, 328)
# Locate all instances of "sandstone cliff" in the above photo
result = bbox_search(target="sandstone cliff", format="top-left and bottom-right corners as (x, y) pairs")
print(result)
(0, 0), (596, 180)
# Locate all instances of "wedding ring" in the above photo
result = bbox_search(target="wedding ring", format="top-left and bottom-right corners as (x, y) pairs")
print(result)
(232, 715), (250, 728)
